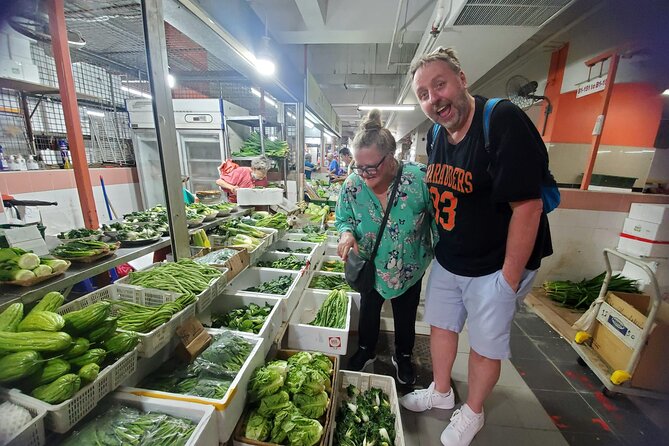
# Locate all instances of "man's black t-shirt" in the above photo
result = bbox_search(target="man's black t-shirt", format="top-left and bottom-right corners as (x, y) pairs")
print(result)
(425, 96), (553, 277)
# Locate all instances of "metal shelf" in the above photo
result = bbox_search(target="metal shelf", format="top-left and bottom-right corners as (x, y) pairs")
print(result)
(0, 77), (123, 109)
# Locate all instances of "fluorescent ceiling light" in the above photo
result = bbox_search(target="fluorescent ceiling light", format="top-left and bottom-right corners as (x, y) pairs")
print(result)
(251, 88), (278, 108)
(663, 89), (669, 96)
(86, 110), (105, 117)
(304, 119), (314, 129)
(121, 86), (151, 99)
(358, 105), (415, 111)
(287, 112), (296, 120)
(323, 129), (335, 138)
(168, 74), (176, 88)
(255, 58), (275, 76)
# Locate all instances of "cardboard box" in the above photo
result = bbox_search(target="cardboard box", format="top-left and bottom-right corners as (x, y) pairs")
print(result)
(175, 317), (212, 362)
(225, 248), (251, 282)
(622, 217), (669, 242)
(591, 292), (669, 393)
(629, 203), (669, 225)
(617, 235), (669, 258)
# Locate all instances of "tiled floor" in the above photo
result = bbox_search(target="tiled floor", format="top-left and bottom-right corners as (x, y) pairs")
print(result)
(341, 303), (668, 446)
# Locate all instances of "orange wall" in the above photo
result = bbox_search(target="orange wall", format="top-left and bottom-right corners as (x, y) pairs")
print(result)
(548, 82), (663, 148)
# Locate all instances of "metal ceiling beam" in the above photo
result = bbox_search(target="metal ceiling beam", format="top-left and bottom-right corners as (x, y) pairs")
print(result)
(170, 70), (248, 82)
(294, 0), (328, 28)
(275, 29), (424, 45)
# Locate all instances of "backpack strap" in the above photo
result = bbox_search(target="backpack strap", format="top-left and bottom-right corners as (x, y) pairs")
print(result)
(428, 123), (442, 157)
(483, 98), (506, 153)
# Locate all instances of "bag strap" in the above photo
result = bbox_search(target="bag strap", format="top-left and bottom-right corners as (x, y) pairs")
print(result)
(483, 98), (505, 153)
(369, 162), (404, 261)
(428, 124), (442, 157)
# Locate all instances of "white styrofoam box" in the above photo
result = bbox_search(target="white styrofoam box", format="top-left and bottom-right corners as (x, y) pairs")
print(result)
(629, 203), (669, 225)
(19, 62), (39, 83)
(120, 330), (265, 444)
(5, 350), (137, 433)
(0, 60), (23, 80)
(287, 289), (351, 355)
(324, 244), (338, 257)
(1, 389), (46, 446)
(202, 294), (284, 356)
(621, 260), (668, 290)
(255, 250), (311, 272)
(622, 217), (669, 242)
(224, 267), (302, 321)
(317, 255), (345, 273)
(64, 283), (193, 358)
(255, 226), (279, 244)
(103, 393), (217, 446)
(236, 188), (283, 206)
(328, 371), (405, 446)
(617, 235), (669, 258)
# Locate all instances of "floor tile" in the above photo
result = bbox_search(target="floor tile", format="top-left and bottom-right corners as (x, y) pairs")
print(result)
(452, 381), (559, 430)
(471, 425), (568, 446)
(532, 390), (612, 434)
(514, 311), (561, 338)
(553, 362), (602, 393)
(413, 406), (453, 446)
(399, 408), (423, 446)
(559, 432), (627, 446)
(510, 333), (545, 360)
(532, 336), (580, 363)
(511, 358), (575, 392)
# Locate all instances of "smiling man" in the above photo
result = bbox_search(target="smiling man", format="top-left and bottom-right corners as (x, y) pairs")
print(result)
(400, 47), (554, 446)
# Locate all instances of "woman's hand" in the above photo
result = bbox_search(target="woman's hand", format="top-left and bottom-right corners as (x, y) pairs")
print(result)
(338, 231), (359, 261)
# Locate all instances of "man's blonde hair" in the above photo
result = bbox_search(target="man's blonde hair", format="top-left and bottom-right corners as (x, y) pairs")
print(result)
(410, 47), (462, 78)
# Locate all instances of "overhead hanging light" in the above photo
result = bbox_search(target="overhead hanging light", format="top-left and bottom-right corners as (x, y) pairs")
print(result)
(251, 88), (278, 107)
(358, 104), (415, 111)
(304, 119), (315, 129)
(121, 86), (152, 99)
(168, 74), (176, 88)
(255, 35), (275, 76)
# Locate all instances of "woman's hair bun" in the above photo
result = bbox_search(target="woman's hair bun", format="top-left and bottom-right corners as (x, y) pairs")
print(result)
(360, 109), (383, 131)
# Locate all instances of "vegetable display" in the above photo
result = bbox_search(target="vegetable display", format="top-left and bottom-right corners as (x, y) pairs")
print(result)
(309, 290), (348, 329)
(141, 332), (253, 399)
(333, 385), (396, 446)
(321, 260), (345, 272)
(103, 221), (169, 236)
(124, 206), (168, 225)
(309, 274), (353, 291)
(212, 220), (269, 251)
(301, 233), (327, 243)
(210, 303), (273, 334)
(543, 272), (639, 310)
(113, 295), (196, 333)
(232, 132), (290, 158)
(57, 228), (102, 240)
(60, 404), (197, 446)
(0, 248), (69, 282)
(253, 212), (290, 229)
(243, 351), (334, 445)
(125, 259), (222, 299)
(105, 225), (161, 242)
(0, 290), (138, 405)
(51, 240), (118, 260)
(277, 246), (313, 254)
(245, 275), (294, 295)
(257, 255), (306, 271)
(303, 203), (330, 223)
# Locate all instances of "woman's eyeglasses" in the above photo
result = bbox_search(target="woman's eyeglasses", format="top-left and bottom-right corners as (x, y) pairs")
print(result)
(353, 155), (386, 177)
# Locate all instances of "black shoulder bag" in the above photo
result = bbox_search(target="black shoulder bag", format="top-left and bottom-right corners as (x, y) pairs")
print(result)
(344, 163), (404, 293)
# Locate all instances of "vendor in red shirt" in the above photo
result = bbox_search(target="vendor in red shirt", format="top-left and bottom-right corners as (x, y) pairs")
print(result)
(216, 156), (270, 203)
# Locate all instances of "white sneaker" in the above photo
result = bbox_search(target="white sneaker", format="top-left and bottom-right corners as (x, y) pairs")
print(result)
(400, 382), (455, 412)
(440, 404), (484, 446)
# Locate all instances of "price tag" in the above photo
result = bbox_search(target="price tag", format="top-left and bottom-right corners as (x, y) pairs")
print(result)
(3, 226), (49, 256)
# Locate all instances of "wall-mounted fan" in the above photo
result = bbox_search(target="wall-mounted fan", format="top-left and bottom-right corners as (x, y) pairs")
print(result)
(506, 75), (553, 135)
(9, 11), (86, 47)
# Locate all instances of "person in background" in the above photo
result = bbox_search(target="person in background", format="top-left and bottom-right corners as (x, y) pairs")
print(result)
(400, 47), (553, 446)
(304, 153), (319, 179)
(339, 147), (352, 174)
(335, 109), (433, 385)
(216, 156), (270, 203)
(327, 152), (340, 178)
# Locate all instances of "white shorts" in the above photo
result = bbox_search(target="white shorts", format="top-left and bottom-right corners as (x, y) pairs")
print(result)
(424, 260), (537, 360)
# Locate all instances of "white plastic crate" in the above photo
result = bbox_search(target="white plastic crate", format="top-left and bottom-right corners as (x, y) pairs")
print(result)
(202, 294), (284, 356)
(328, 371), (405, 446)
(5, 350), (137, 433)
(287, 289), (351, 355)
(317, 255), (345, 273)
(120, 330), (265, 444)
(324, 244), (338, 257)
(225, 267), (302, 320)
(211, 236), (268, 264)
(60, 284), (194, 358)
(272, 239), (323, 265)
(1, 390), (46, 446)
(254, 251), (311, 272)
(255, 226), (279, 244)
(67, 392), (218, 446)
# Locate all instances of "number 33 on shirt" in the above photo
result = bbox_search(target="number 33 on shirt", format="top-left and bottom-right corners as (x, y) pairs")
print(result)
(426, 163), (473, 231)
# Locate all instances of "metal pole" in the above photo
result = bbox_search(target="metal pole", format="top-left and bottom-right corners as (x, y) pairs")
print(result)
(296, 102), (305, 202)
(140, 0), (190, 260)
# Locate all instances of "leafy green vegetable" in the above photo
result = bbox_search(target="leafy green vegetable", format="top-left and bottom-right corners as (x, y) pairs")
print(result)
(321, 260), (345, 272)
(277, 246), (312, 254)
(210, 303), (273, 334)
(245, 409), (271, 441)
(248, 361), (287, 401)
(258, 390), (292, 417)
(334, 385), (396, 446)
(309, 289), (349, 329)
(245, 275), (294, 295)
(257, 254), (306, 271)
(294, 391), (329, 419)
(309, 274), (353, 291)
(544, 272), (639, 310)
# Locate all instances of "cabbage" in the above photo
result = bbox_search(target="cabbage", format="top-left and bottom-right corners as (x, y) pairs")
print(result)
(311, 352), (333, 376)
(258, 390), (292, 417)
(245, 409), (271, 441)
(286, 415), (324, 446)
(294, 391), (329, 418)
(286, 365), (327, 396)
(248, 364), (285, 401)
(287, 351), (313, 368)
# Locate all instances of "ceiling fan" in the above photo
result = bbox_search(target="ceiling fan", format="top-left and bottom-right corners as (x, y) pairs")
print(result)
(506, 74), (553, 135)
